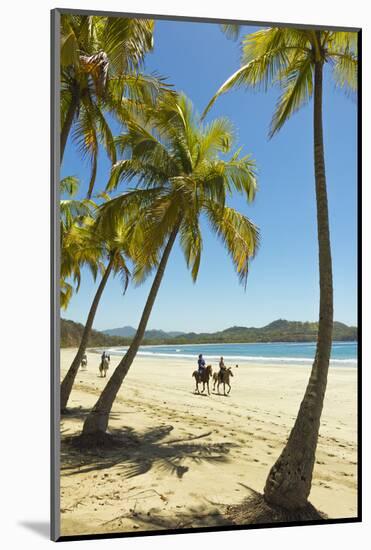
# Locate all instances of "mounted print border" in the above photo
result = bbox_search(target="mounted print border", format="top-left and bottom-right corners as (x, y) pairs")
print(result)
(51, 7), (362, 542)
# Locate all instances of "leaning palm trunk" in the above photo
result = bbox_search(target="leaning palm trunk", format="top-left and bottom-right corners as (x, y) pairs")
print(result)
(264, 60), (334, 510)
(60, 256), (115, 412)
(82, 226), (179, 437)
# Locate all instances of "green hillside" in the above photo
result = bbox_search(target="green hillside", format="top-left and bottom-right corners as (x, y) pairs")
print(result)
(61, 318), (357, 348)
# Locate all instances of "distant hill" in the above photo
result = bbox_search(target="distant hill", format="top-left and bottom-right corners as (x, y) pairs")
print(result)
(103, 326), (136, 338)
(61, 319), (131, 348)
(103, 326), (185, 339)
(61, 318), (357, 348)
(153, 319), (357, 344)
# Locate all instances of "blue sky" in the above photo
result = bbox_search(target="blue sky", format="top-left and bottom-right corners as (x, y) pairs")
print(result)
(61, 20), (358, 332)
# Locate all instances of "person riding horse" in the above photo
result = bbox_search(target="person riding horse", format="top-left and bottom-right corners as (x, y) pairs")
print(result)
(198, 353), (205, 374)
(218, 356), (227, 382)
(193, 354), (212, 394)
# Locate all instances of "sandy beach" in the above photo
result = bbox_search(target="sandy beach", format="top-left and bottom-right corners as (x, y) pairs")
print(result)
(60, 348), (358, 536)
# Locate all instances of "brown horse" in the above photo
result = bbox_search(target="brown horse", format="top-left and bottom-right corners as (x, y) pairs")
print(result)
(212, 367), (234, 395)
(192, 365), (213, 395)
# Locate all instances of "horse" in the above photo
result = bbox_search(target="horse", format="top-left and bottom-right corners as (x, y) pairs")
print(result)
(99, 356), (109, 377)
(81, 356), (88, 370)
(212, 366), (234, 395)
(192, 365), (213, 395)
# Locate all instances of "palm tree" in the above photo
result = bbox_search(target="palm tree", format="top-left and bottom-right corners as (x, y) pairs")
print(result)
(60, 14), (170, 197)
(80, 93), (259, 438)
(60, 177), (158, 411)
(61, 239), (130, 412)
(204, 28), (357, 510)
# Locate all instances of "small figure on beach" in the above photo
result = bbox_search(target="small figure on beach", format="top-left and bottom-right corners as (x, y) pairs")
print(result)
(81, 353), (88, 370)
(99, 351), (109, 378)
(197, 353), (205, 373)
(219, 356), (227, 379)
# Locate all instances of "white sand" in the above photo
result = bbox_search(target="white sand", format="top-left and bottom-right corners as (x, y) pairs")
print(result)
(60, 349), (358, 536)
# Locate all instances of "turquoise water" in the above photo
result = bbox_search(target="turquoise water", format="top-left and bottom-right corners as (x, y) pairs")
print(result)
(108, 341), (357, 368)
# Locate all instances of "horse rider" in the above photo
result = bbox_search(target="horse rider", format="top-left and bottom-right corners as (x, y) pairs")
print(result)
(219, 356), (227, 381)
(197, 353), (206, 375)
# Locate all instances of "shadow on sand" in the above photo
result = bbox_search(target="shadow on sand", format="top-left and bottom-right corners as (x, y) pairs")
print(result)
(61, 425), (236, 481)
(223, 483), (326, 524)
(61, 407), (121, 421)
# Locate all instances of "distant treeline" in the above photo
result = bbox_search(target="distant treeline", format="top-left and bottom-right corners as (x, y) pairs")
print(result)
(61, 318), (357, 348)
(61, 319), (132, 348)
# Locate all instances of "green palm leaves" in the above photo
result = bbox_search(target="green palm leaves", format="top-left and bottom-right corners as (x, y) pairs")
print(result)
(101, 93), (259, 287)
(60, 17), (260, 423)
(60, 14), (170, 197)
(60, 176), (98, 309)
(203, 28), (357, 136)
(59, 177), (134, 310)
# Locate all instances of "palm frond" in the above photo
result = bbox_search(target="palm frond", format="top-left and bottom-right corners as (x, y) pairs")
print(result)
(270, 55), (313, 137)
(179, 216), (203, 282)
(331, 52), (358, 94)
(220, 23), (241, 41)
(206, 204), (260, 288)
(60, 175), (79, 197)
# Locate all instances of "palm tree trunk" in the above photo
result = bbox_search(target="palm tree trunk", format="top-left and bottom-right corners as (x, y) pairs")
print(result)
(60, 256), (115, 412)
(60, 86), (80, 163)
(82, 226), (179, 437)
(264, 60), (334, 510)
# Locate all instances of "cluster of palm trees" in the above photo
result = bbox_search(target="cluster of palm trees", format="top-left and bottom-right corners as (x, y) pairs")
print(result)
(59, 14), (357, 513)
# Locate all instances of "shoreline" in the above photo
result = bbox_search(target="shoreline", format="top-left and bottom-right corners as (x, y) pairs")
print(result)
(85, 344), (357, 369)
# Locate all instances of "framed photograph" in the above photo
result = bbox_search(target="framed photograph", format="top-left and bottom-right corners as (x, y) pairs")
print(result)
(51, 7), (361, 542)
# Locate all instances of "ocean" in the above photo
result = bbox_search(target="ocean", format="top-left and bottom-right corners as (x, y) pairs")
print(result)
(107, 341), (357, 368)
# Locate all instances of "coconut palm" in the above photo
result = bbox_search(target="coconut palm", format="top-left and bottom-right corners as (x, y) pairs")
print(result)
(60, 14), (170, 197)
(80, 93), (259, 438)
(59, 178), (126, 410)
(204, 28), (357, 510)
(60, 212), (136, 412)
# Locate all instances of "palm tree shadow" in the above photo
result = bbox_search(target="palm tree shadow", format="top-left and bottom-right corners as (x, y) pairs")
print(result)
(223, 483), (326, 524)
(61, 425), (235, 480)
(61, 407), (121, 421)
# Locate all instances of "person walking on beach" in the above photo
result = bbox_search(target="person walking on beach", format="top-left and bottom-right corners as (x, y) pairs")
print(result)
(198, 353), (206, 374)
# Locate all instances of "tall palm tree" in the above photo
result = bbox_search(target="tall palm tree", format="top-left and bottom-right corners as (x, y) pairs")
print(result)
(60, 14), (170, 197)
(60, 214), (136, 412)
(204, 28), (357, 509)
(81, 93), (259, 438)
